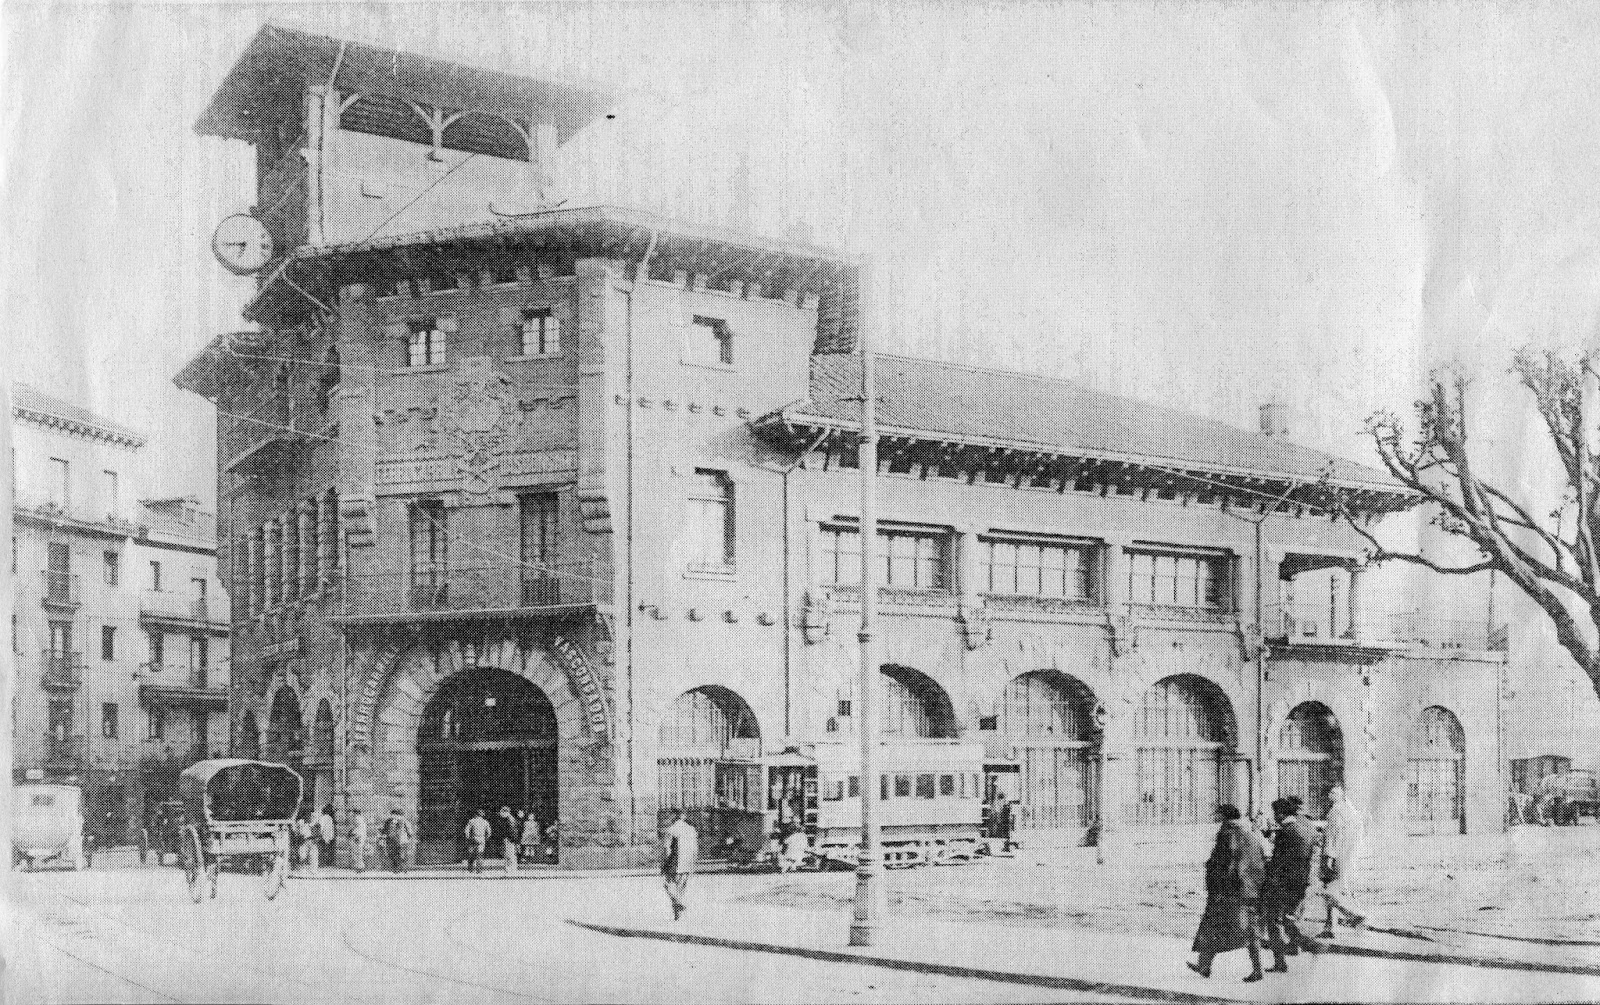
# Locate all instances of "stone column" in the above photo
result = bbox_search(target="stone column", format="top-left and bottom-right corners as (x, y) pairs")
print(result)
(1347, 562), (1367, 642)
(299, 500), (318, 595)
(265, 520), (282, 608)
(1104, 540), (1131, 613)
(955, 527), (981, 606)
(250, 528), (266, 616)
(281, 510), (299, 603)
(319, 490), (338, 581)
(237, 535), (253, 619)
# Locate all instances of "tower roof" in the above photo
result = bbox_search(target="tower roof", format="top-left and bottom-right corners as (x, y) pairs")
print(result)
(195, 23), (613, 145)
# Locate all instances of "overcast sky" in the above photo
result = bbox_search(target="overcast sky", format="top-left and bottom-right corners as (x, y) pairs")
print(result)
(6, 2), (1600, 697)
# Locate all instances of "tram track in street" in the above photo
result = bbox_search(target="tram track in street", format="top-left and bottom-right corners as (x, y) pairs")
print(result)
(20, 897), (185, 1004)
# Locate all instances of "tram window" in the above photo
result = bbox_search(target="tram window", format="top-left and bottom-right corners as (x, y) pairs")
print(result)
(848, 775), (860, 797)
(824, 779), (844, 801)
(916, 774), (936, 799)
(881, 775), (890, 800)
(958, 773), (968, 797)
(940, 774), (955, 796)
(895, 774), (912, 797)
(972, 773), (981, 797)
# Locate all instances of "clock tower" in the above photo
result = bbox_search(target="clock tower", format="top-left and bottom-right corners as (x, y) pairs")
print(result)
(196, 24), (612, 260)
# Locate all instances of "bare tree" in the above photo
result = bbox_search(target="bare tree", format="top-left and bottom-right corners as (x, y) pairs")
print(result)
(1348, 348), (1600, 698)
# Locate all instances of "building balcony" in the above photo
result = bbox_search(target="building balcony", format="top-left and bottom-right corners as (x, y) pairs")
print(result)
(40, 570), (81, 610)
(140, 590), (228, 630)
(334, 559), (610, 624)
(222, 403), (312, 477)
(41, 651), (85, 691)
(1265, 603), (1507, 652)
(138, 667), (229, 711)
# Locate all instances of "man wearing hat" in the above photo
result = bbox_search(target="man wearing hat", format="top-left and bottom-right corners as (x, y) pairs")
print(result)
(381, 807), (414, 873)
(1261, 795), (1320, 972)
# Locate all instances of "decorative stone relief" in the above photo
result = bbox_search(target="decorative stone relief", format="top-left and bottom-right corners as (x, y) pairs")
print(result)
(339, 492), (377, 547)
(444, 357), (516, 495)
(1107, 610), (1138, 656)
(957, 600), (992, 650)
(802, 589), (833, 644)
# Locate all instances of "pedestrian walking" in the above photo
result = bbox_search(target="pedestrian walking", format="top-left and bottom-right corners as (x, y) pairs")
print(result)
(1188, 804), (1265, 982)
(519, 810), (541, 864)
(315, 804), (336, 871)
(295, 811), (317, 871)
(381, 807), (412, 873)
(661, 810), (698, 921)
(464, 809), (491, 874)
(497, 807), (519, 874)
(1261, 796), (1321, 973)
(349, 808), (369, 873)
(1319, 784), (1368, 935)
(779, 823), (809, 873)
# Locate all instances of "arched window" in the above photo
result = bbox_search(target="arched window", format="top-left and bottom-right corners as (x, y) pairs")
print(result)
(1131, 675), (1236, 825)
(1408, 706), (1465, 832)
(1276, 702), (1344, 819)
(1003, 672), (1098, 830)
(657, 687), (761, 821)
(310, 699), (335, 764)
(265, 688), (302, 764)
(880, 667), (958, 739)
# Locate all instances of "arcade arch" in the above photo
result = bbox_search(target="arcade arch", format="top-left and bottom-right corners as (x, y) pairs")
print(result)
(1408, 706), (1465, 834)
(656, 686), (761, 833)
(1276, 702), (1344, 820)
(1000, 671), (1099, 832)
(1130, 674), (1238, 826)
(880, 666), (958, 739)
(265, 688), (303, 774)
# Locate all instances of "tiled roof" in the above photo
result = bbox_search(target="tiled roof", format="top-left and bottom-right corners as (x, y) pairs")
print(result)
(12, 384), (146, 447)
(781, 354), (1402, 493)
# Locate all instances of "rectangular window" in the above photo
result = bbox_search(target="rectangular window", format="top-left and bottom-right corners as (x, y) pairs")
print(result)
(820, 525), (948, 590)
(191, 577), (207, 601)
(823, 779), (844, 801)
(148, 706), (165, 741)
(190, 637), (208, 687)
(45, 542), (72, 604)
(690, 316), (733, 365)
(192, 711), (209, 754)
(686, 471), (734, 571)
(940, 774), (956, 797)
(1128, 550), (1228, 608)
(48, 698), (73, 742)
(409, 500), (448, 600)
(102, 470), (119, 514)
(148, 632), (164, 668)
(894, 774), (913, 798)
(881, 774), (890, 801)
(49, 457), (69, 509)
(149, 560), (163, 592)
(980, 537), (1096, 601)
(103, 551), (119, 586)
(101, 703), (118, 740)
(519, 492), (561, 605)
(101, 626), (115, 661)
(48, 621), (72, 656)
(848, 775), (860, 798)
(406, 320), (446, 367)
(519, 308), (560, 356)
(916, 773), (936, 799)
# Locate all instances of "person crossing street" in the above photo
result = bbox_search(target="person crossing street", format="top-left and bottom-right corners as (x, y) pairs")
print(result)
(661, 811), (698, 921)
(1320, 784), (1369, 935)
(464, 809), (491, 874)
(1262, 796), (1321, 973)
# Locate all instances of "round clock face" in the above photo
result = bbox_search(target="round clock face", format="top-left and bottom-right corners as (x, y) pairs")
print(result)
(211, 214), (274, 275)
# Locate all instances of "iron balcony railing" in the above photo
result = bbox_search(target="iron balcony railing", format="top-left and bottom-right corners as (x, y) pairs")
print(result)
(40, 570), (81, 607)
(41, 651), (85, 690)
(1265, 603), (1507, 652)
(138, 663), (216, 690)
(338, 558), (610, 620)
(139, 590), (224, 626)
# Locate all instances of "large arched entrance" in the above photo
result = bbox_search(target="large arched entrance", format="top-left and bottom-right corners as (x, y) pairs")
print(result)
(417, 668), (559, 864)
(656, 686), (761, 845)
(880, 666), (959, 738)
(1002, 671), (1099, 833)
(265, 688), (303, 775)
(1130, 675), (1238, 826)
(237, 710), (261, 759)
(1408, 706), (1465, 834)
(1276, 702), (1344, 819)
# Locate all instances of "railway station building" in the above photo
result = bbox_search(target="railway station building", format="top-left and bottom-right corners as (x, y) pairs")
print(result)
(179, 26), (1507, 868)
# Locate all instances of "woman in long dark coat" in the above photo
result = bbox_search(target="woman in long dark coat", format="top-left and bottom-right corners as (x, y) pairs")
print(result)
(1188, 803), (1265, 982)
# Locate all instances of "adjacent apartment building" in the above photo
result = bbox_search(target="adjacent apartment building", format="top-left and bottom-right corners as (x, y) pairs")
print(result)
(11, 384), (230, 845)
(177, 26), (1506, 869)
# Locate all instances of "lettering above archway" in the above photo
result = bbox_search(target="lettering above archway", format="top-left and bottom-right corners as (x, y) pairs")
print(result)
(550, 635), (610, 741)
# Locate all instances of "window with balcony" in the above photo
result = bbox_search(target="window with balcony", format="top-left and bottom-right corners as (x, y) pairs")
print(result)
(45, 542), (74, 605)
(149, 560), (163, 592)
(49, 622), (72, 657)
(101, 627), (115, 661)
(406, 320), (446, 367)
(519, 308), (561, 356)
(519, 492), (560, 605)
(409, 500), (448, 605)
(48, 698), (73, 742)
(148, 706), (165, 741)
(689, 316), (733, 366)
(820, 524), (949, 590)
(980, 537), (1097, 601)
(190, 637), (208, 687)
(1127, 550), (1229, 609)
(101, 703), (118, 739)
(148, 631), (164, 668)
(103, 550), (119, 586)
(685, 471), (734, 573)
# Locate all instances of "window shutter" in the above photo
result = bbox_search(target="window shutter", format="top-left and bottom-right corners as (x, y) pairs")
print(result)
(545, 313), (560, 348)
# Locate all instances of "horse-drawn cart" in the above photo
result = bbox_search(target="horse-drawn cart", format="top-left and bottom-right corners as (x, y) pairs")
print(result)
(175, 759), (302, 903)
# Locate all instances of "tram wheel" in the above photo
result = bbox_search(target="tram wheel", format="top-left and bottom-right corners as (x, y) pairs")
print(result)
(180, 826), (205, 904)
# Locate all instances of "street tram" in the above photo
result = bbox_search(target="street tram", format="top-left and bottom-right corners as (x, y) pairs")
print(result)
(712, 740), (985, 868)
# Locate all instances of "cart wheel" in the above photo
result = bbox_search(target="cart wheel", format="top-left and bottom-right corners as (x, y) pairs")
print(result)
(264, 849), (288, 900)
(180, 826), (205, 904)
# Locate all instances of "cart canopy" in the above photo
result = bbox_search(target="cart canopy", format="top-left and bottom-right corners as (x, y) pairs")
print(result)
(179, 759), (302, 823)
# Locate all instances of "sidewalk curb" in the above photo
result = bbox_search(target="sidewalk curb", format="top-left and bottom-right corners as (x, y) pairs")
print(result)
(1320, 942), (1600, 979)
(568, 920), (1240, 1004)
(287, 868), (659, 881)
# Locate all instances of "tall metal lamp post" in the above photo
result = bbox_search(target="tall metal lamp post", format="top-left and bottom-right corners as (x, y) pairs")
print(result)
(849, 259), (887, 947)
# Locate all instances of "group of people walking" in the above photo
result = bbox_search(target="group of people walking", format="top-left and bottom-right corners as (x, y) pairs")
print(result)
(1190, 784), (1367, 982)
(462, 807), (546, 873)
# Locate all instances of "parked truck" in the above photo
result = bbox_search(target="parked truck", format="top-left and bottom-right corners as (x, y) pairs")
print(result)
(1538, 769), (1600, 826)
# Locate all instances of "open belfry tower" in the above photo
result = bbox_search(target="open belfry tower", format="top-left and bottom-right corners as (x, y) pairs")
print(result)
(196, 23), (612, 250)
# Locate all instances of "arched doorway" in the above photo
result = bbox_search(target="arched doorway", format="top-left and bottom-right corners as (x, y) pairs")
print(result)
(1001, 671), (1099, 833)
(237, 711), (261, 759)
(1276, 702), (1344, 819)
(416, 668), (558, 864)
(656, 687), (761, 843)
(265, 688), (303, 775)
(1131, 675), (1237, 826)
(308, 700), (336, 813)
(1408, 706), (1465, 834)
(880, 666), (959, 738)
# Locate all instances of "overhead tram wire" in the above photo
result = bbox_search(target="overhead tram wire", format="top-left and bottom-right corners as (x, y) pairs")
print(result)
(211, 406), (608, 591)
(215, 346), (580, 393)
